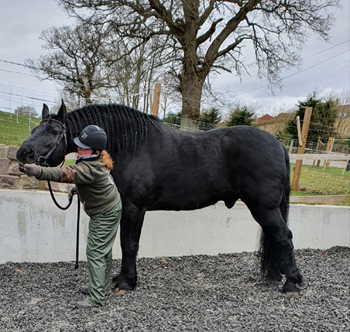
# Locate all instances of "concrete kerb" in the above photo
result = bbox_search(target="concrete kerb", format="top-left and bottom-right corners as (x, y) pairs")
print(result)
(0, 189), (349, 264)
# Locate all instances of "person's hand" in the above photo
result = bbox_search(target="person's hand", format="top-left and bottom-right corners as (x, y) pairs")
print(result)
(23, 164), (42, 178)
(68, 187), (78, 201)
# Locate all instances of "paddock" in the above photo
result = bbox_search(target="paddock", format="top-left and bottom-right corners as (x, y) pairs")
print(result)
(0, 248), (349, 331)
(0, 189), (349, 331)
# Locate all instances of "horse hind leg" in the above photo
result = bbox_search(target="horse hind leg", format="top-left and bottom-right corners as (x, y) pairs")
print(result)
(249, 206), (303, 294)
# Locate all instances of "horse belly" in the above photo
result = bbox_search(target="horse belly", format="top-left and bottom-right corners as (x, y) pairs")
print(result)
(150, 165), (233, 211)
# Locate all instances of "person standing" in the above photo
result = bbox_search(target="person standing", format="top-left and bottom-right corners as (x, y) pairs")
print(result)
(24, 125), (122, 309)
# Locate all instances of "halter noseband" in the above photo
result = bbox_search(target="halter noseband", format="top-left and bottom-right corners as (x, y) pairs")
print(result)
(37, 117), (67, 167)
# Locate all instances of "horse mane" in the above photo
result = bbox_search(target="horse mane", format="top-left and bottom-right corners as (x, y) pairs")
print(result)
(65, 104), (160, 158)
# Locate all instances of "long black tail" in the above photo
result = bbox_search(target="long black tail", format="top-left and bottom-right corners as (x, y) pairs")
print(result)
(259, 146), (290, 279)
(280, 146), (290, 224)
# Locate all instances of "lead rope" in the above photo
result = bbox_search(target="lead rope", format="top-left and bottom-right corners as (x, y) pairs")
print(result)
(42, 161), (81, 270)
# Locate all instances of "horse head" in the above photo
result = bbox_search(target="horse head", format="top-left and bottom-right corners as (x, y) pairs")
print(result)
(17, 101), (68, 168)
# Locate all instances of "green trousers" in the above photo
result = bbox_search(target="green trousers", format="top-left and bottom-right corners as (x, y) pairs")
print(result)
(85, 200), (122, 306)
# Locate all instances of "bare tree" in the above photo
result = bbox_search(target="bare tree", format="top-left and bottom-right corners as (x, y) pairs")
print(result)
(26, 18), (121, 105)
(112, 35), (168, 111)
(15, 106), (38, 117)
(27, 15), (168, 110)
(60, 0), (340, 119)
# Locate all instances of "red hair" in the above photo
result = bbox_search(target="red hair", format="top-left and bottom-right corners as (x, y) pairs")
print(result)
(96, 150), (114, 170)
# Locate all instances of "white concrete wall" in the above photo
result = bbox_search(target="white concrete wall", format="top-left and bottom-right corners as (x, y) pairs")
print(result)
(0, 189), (349, 264)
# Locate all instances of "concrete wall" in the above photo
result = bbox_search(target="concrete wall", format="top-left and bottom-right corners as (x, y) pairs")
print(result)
(0, 189), (349, 264)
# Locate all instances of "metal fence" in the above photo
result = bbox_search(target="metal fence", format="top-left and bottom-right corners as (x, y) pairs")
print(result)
(0, 112), (40, 146)
(0, 108), (217, 146)
(279, 137), (349, 154)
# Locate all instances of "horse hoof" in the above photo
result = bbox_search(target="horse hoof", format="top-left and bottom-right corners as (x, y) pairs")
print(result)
(282, 281), (300, 295)
(113, 288), (127, 295)
(284, 291), (300, 296)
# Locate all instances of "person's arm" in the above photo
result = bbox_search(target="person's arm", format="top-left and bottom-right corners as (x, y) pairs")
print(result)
(23, 164), (61, 181)
(24, 164), (74, 183)
(60, 163), (95, 184)
(24, 162), (95, 184)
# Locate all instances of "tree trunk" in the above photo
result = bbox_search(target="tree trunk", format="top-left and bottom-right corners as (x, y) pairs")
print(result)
(82, 87), (92, 105)
(178, 0), (204, 121)
(180, 68), (204, 121)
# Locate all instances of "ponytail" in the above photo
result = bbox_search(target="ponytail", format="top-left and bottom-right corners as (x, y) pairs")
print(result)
(96, 150), (114, 170)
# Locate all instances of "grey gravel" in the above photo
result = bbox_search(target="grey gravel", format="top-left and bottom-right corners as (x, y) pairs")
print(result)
(0, 247), (349, 332)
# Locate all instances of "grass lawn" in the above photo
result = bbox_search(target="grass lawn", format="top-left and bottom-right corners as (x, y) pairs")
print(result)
(0, 111), (40, 146)
(290, 163), (350, 206)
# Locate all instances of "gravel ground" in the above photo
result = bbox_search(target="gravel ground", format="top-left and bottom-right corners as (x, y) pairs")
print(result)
(0, 247), (349, 332)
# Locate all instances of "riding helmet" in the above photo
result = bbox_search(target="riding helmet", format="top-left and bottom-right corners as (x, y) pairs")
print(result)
(73, 125), (107, 150)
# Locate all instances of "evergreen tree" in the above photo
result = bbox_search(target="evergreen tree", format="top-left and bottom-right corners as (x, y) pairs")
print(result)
(163, 112), (182, 128)
(284, 92), (338, 142)
(226, 107), (255, 127)
(199, 108), (222, 130)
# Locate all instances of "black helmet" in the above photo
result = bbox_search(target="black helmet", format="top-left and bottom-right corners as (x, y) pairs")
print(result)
(73, 125), (107, 150)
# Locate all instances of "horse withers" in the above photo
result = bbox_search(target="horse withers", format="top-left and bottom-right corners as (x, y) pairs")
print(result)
(17, 101), (303, 295)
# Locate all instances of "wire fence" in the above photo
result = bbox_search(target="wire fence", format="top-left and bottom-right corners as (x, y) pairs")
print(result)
(278, 137), (349, 155)
(0, 112), (40, 146)
(1, 107), (349, 159)
(0, 82), (349, 156)
(0, 110), (217, 146)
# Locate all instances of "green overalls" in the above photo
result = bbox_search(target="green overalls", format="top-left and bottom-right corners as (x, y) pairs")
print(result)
(39, 157), (122, 306)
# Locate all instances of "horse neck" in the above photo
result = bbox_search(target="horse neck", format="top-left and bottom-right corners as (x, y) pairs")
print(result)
(64, 104), (154, 159)
(64, 116), (81, 154)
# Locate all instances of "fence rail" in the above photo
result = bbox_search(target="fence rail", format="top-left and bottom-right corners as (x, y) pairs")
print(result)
(289, 153), (350, 161)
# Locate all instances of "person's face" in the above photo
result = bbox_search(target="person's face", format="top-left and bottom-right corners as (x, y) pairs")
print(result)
(77, 147), (93, 157)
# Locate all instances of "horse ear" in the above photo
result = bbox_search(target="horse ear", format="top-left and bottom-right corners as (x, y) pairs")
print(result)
(42, 104), (50, 119)
(57, 100), (67, 123)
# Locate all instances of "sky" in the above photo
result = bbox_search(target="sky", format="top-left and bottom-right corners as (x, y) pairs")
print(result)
(0, 0), (349, 117)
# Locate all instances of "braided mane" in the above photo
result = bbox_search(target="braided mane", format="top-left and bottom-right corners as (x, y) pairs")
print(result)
(66, 104), (159, 157)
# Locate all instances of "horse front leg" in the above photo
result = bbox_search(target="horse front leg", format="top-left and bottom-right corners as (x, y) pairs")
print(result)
(112, 202), (145, 293)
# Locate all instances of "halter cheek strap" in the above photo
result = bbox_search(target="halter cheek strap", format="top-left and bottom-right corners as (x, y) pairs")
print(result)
(37, 118), (67, 167)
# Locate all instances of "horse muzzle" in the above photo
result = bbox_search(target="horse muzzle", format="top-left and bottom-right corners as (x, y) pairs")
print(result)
(16, 146), (42, 172)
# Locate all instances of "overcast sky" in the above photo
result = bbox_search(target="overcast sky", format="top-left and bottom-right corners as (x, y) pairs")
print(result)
(0, 0), (349, 116)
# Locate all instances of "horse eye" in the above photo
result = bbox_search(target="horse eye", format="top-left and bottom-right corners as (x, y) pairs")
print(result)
(52, 130), (59, 135)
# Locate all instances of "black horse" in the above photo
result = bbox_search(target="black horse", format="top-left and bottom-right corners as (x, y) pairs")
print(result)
(17, 101), (303, 295)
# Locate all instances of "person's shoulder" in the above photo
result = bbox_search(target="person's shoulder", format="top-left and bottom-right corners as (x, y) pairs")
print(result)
(68, 160), (94, 172)
(80, 159), (106, 172)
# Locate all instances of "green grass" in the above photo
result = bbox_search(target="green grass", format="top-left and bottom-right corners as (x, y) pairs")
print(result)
(290, 163), (350, 205)
(291, 163), (350, 196)
(0, 111), (40, 146)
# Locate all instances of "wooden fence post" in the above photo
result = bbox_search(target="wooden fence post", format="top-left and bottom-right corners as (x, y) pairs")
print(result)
(291, 107), (313, 191)
(151, 83), (161, 117)
(296, 116), (302, 147)
(323, 137), (335, 169)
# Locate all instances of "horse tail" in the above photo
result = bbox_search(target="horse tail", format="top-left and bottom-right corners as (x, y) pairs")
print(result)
(259, 146), (290, 280)
(280, 146), (290, 224)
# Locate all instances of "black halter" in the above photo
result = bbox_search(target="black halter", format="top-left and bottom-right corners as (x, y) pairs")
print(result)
(37, 117), (67, 166)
